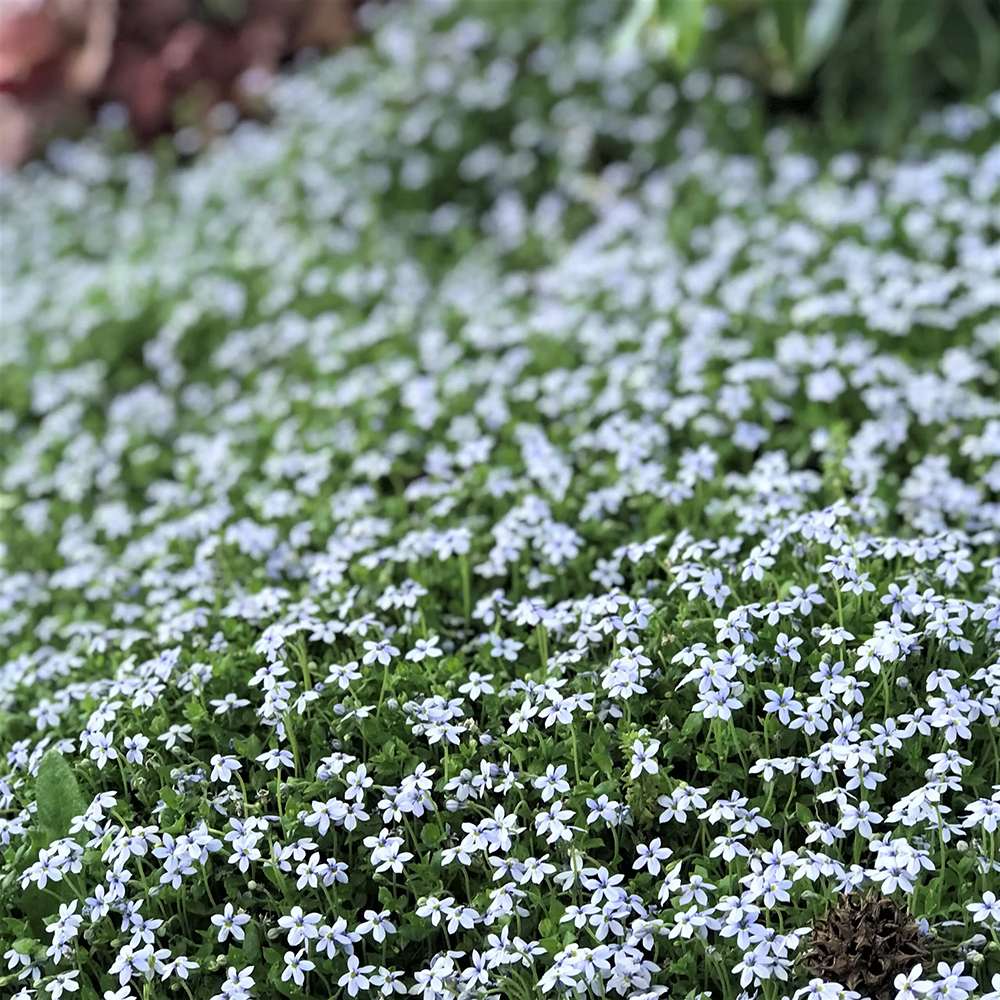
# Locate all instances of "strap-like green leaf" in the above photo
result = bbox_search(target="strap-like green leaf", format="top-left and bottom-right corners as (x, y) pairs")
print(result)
(772, 0), (807, 69)
(613, 0), (705, 68)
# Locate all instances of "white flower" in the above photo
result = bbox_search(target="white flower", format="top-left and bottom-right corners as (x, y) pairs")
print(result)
(629, 739), (660, 779)
(210, 903), (251, 943)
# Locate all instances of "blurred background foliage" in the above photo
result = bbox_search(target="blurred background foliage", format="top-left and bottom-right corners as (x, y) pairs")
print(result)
(1, 0), (998, 168)
(614, 0), (1000, 147)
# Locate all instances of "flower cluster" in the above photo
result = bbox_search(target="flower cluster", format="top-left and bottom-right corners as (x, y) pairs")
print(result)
(1, 0), (999, 998)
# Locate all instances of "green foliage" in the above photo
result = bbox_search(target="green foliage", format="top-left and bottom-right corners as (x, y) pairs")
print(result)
(0, 1), (998, 995)
(760, 0), (851, 87)
(35, 749), (86, 844)
(615, 0), (707, 67)
(617, 0), (1000, 146)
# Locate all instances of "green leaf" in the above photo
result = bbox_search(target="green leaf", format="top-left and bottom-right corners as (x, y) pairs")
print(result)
(238, 922), (262, 965)
(540, 935), (562, 955)
(591, 732), (614, 775)
(183, 699), (206, 724)
(159, 786), (181, 809)
(35, 749), (86, 842)
(799, 0), (851, 75)
(762, 0), (850, 88)
(656, 0), (705, 68)
(613, 0), (705, 68)
(771, 0), (807, 69)
(681, 712), (704, 740)
(378, 886), (400, 909)
(420, 821), (444, 847)
(885, 0), (942, 52)
(613, 0), (658, 54)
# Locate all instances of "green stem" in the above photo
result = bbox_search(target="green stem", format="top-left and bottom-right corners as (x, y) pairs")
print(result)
(536, 625), (549, 670)
(459, 555), (471, 620)
(284, 715), (301, 776)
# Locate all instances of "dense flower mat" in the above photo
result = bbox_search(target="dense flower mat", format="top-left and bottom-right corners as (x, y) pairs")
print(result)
(2, 1), (1000, 998)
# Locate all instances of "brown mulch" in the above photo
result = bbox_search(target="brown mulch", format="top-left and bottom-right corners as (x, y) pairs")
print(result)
(0, 0), (359, 168)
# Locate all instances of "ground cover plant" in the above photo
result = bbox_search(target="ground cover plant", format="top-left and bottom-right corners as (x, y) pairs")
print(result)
(1, 0), (1000, 998)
